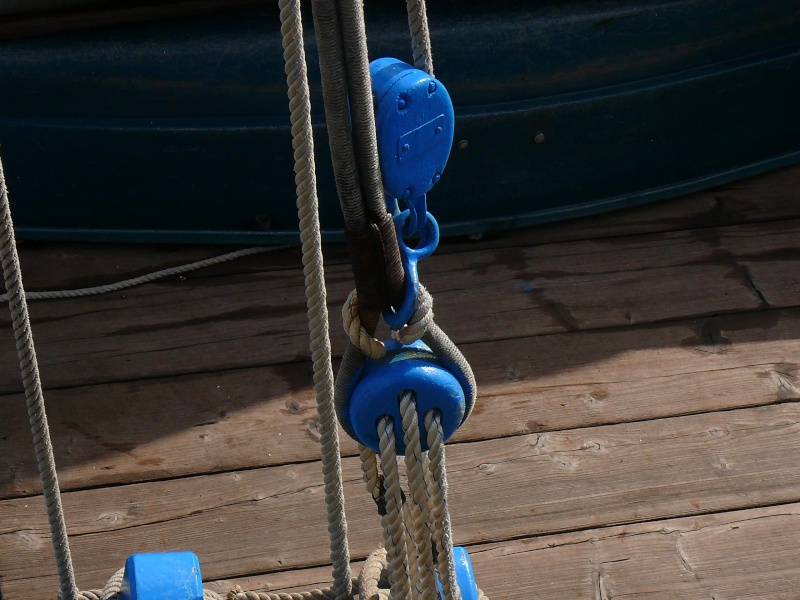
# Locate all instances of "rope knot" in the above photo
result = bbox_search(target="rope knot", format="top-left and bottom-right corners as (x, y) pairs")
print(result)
(342, 289), (386, 359)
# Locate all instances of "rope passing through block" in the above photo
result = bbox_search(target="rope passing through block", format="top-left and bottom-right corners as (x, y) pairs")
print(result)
(345, 339), (466, 452)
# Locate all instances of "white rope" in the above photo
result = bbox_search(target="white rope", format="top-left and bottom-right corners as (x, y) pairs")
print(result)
(401, 393), (437, 600)
(424, 411), (461, 600)
(343, 289), (386, 359)
(279, 0), (352, 597)
(377, 416), (412, 600)
(0, 246), (293, 302)
(0, 158), (79, 600)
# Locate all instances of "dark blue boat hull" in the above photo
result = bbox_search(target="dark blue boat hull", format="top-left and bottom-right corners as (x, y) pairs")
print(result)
(1, 0), (799, 242)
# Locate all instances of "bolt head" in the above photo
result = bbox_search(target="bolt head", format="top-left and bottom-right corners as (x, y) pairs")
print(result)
(428, 81), (437, 94)
(432, 173), (441, 184)
(402, 187), (413, 199)
(402, 143), (410, 152)
(397, 96), (407, 110)
(534, 132), (545, 144)
(434, 126), (442, 135)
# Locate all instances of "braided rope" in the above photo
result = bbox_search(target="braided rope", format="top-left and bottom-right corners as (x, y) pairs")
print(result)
(279, 0), (352, 597)
(343, 290), (386, 358)
(405, 0), (434, 76)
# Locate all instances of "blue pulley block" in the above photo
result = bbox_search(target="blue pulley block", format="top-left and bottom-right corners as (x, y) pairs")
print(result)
(119, 552), (203, 600)
(370, 57), (455, 218)
(437, 547), (479, 600)
(346, 340), (465, 453)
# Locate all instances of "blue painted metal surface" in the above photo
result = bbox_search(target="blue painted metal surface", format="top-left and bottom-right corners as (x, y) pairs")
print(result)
(0, 1), (798, 242)
(383, 210), (439, 329)
(345, 340), (465, 453)
(119, 552), (203, 600)
(370, 58), (454, 214)
(436, 547), (479, 600)
(452, 547), (479, 600)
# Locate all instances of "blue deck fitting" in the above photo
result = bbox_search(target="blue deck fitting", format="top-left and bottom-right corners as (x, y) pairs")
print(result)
(119, 552), (203, 600)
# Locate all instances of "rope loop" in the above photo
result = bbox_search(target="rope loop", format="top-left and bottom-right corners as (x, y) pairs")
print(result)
(342, 289), (387, 358)
(391, 285), (433, 345)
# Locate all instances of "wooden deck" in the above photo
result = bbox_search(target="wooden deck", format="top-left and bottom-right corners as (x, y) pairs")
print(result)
(1, 165), (800, 599)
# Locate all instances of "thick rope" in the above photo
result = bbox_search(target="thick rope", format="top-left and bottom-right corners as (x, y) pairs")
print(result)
(405, 0), (434, 76)
(279, 0), (352, 597)
(359, 443), (382, 503)
(0, 157), (79, 600)
(227, 586), (339, 600)
(0, 246), (292, 302)
(335, 0), (389, 224)
(377, 416), (412, 600)
(424, 411), (461, 600)
(400, 393), (436, 600)
(358, 548), (389, 600)
(343, 289), (386, 358)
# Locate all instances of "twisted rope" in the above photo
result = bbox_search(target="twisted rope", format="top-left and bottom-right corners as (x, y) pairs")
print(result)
(391, 286), (433, 345)
(358, 548), (390, 600)
(0, 246), (292, 303)
(377, 416), (412, 600)
(401, 393), (437, 600)
(405, 0), (434, 76)
(343, 289), (386, 358)
(279, 0), (352, 597)
(0, 158), (79, 600)
(424, 411), (461, 600)
(227, 586), (339, 600)
(359, 443), (382, 503)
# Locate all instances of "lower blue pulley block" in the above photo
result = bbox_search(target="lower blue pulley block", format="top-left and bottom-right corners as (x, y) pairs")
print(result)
(346, 340), (465, 453)
(437, 547), (479, 600)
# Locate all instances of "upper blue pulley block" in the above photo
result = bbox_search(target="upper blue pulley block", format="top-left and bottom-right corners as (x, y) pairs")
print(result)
(370, 58), (455, 205)
(345, 340), (466, 453)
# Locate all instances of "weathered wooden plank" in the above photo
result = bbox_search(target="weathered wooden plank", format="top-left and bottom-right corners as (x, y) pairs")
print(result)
(720, 219), (800, 308)
(4, 402), (800, 598)
(2, 307), (799, 499)
(205, 503), (800, 600)
(12, 165), (800, 292)
(6, 218), (797, 394)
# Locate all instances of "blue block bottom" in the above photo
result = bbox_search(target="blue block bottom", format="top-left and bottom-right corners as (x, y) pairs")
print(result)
(120, 552), (203, 600)
(437, 547), (479, 600)
(347, 340), (466, 453)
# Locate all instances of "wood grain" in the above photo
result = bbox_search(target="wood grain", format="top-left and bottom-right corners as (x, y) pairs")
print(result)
(4, 402), (800, 598)
(206, 503), (800, 600)
(2, 307), (799, 498)
(4, 218), (799, 394)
